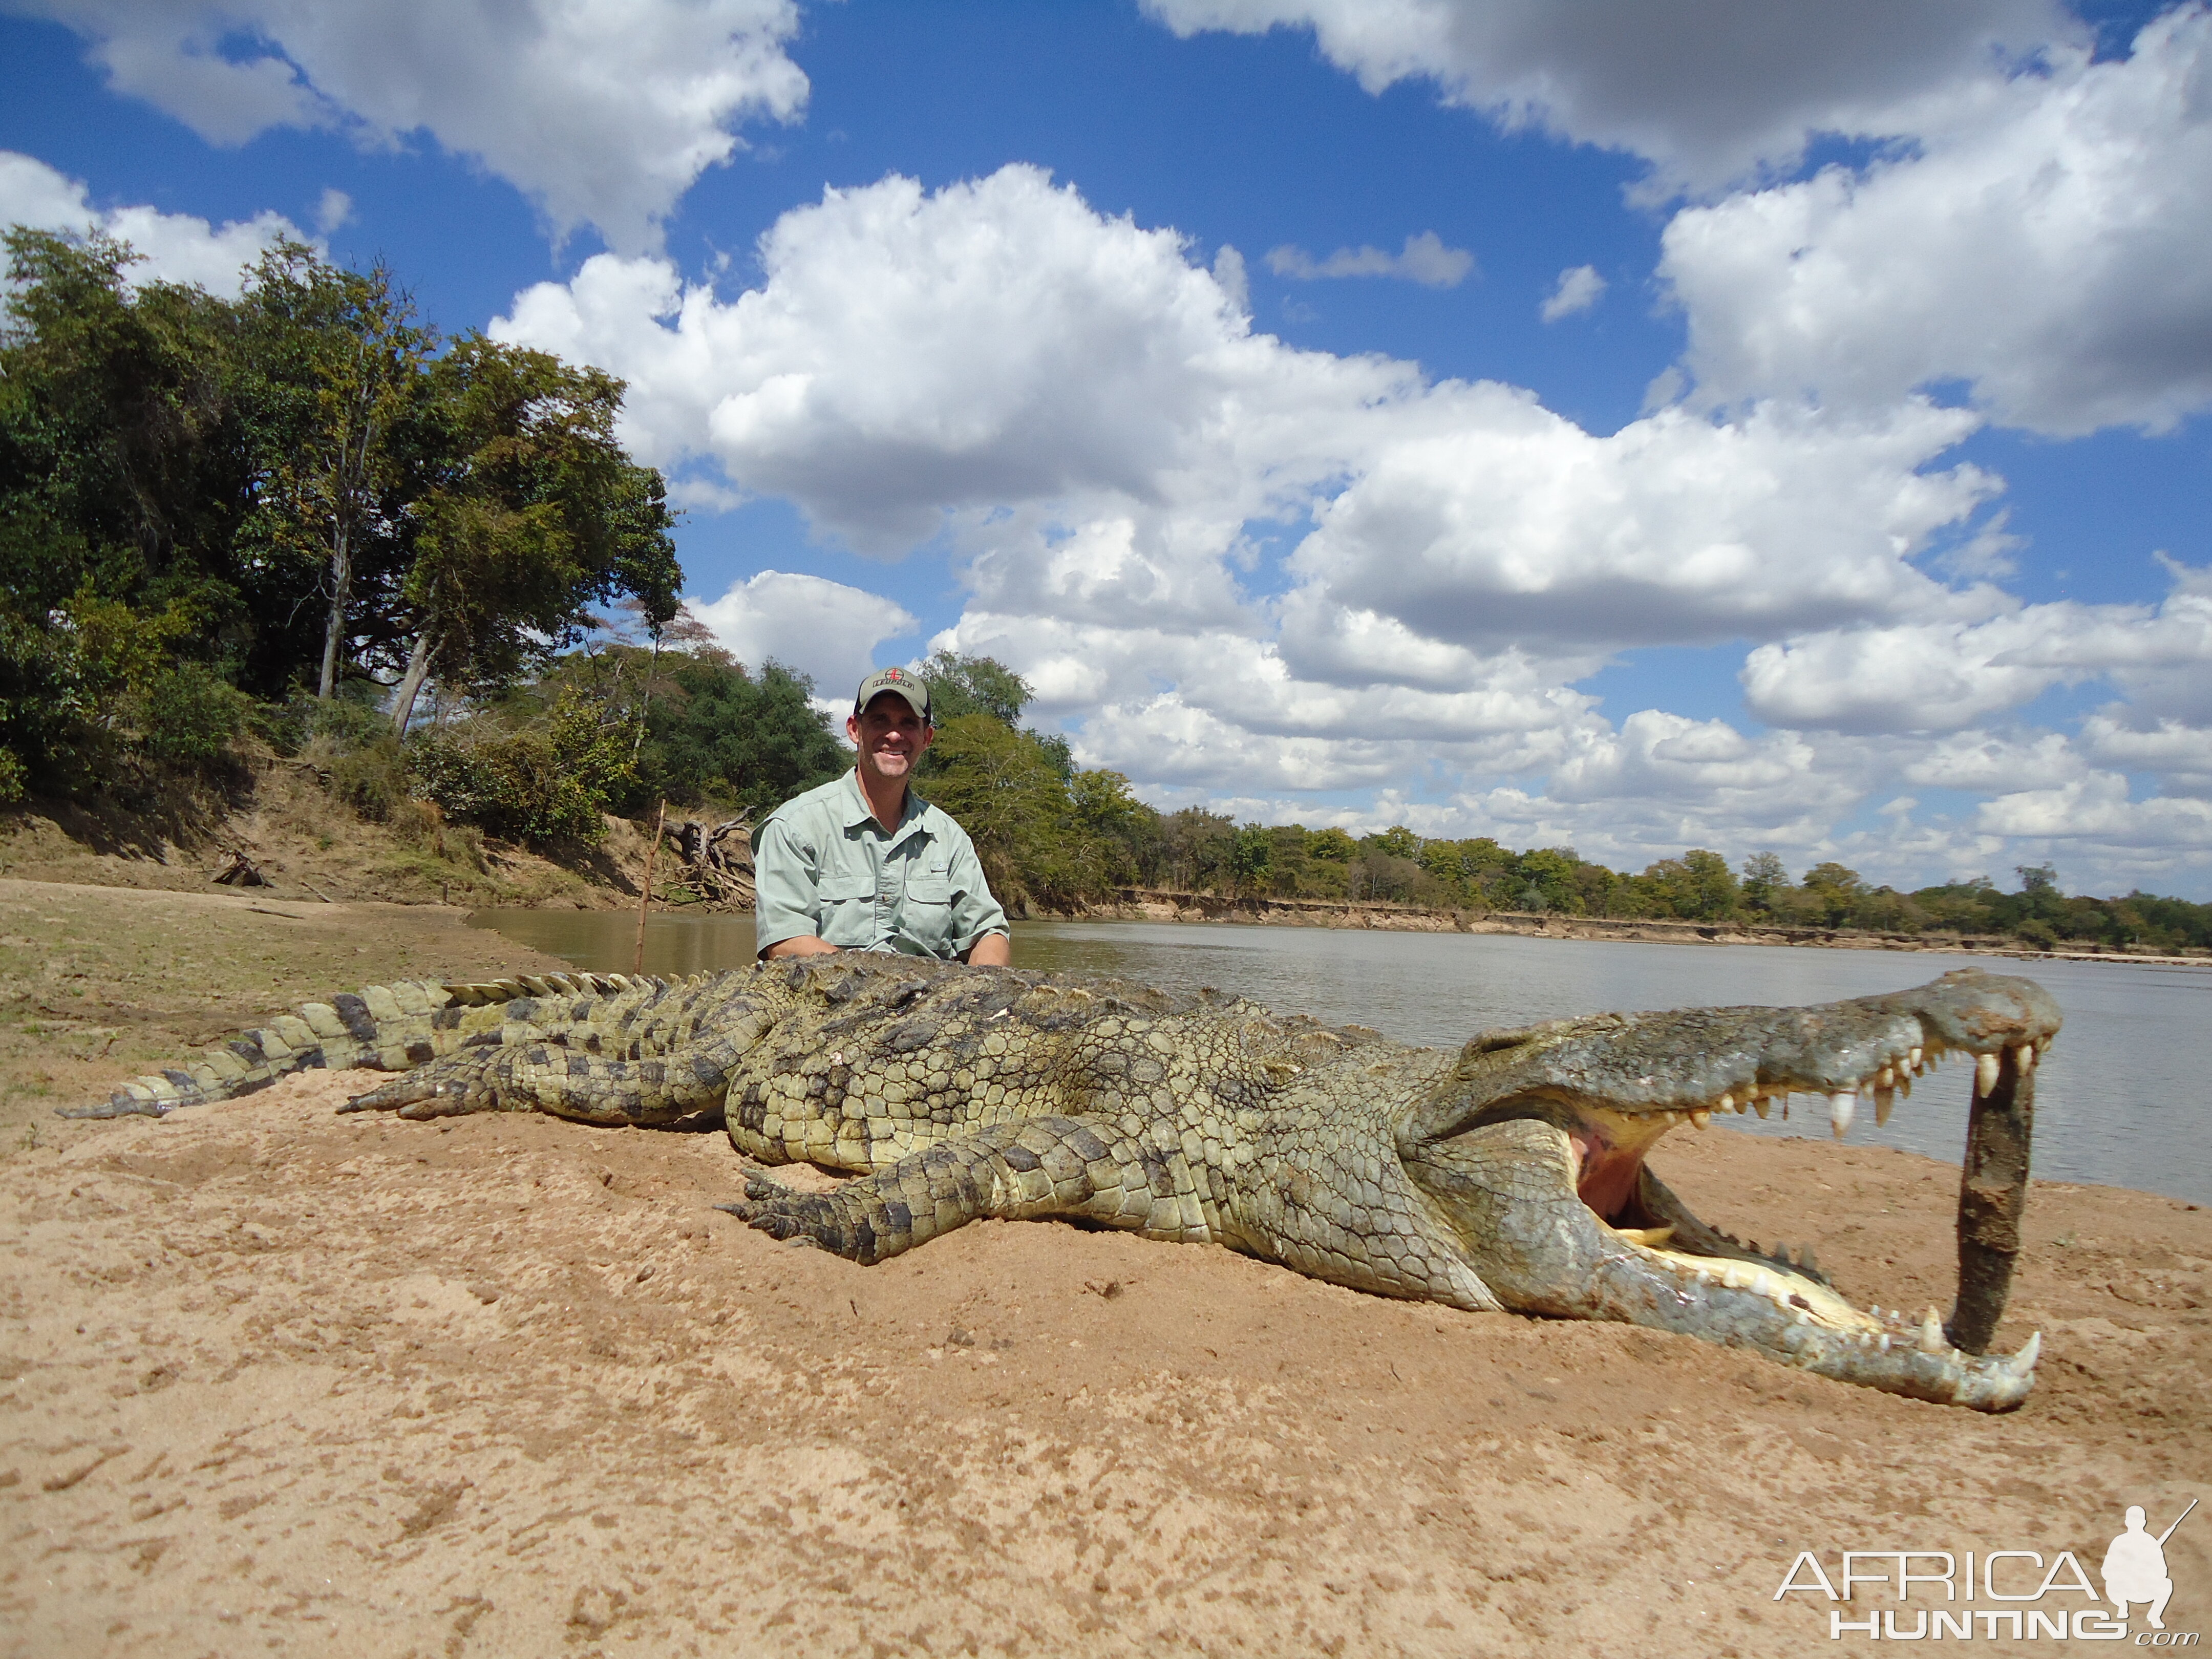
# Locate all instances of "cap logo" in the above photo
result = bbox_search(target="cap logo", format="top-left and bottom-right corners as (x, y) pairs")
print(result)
(855, 666), (930, 718)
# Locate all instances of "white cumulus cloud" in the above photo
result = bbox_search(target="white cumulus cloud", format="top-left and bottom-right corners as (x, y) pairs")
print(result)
(1662, 7), (2212, 436)
(0, 149), (304, 294)
(9, 0), (810, 252)
(1741, 558), (2212, 734)
(686, 570), (918, 697)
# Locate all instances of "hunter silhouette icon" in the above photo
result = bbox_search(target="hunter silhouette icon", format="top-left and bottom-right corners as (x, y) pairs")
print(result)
(2104, 1499), (2195, 1629)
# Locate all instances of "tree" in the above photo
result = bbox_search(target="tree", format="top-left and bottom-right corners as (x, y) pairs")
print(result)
(633, 653), (846, 819)
(0, 227), (266, 786)
(1740, 851), (1790, 914)
(385, 335), (679, 731)
(1512, 846), (1583, 913)
(1680, 849), (1740, 919)
(917, 714), (1079, 904)
(1068, 768), (1154, 886)
(240, 244), (431, 701)
(1309, 826), (1357, 864)
(1231, 824), (1274, 896)
(1801, 862), (1865, 927)
(920, 650), (1032, 726)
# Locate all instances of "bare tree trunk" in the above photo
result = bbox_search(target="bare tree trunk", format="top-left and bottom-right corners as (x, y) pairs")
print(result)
(318, 518), (350, 699)
(316, 368), (376, 700)
(389, 628), (435, 735)
(630, 627), (663, 764)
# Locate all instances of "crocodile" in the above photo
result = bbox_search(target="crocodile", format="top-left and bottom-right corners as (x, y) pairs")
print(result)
(68, 955), (2059, 1410)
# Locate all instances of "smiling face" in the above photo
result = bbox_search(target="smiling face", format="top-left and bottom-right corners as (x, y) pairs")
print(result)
(847, 692), (933, 789)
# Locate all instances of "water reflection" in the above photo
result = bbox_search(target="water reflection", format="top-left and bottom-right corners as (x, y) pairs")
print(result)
(467, 908), (2211, 1204)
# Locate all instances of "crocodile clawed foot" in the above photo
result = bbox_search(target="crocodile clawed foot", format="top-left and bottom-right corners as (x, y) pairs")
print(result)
(714, 1190), (840, 1251)
(341, 1071), (496, 1119)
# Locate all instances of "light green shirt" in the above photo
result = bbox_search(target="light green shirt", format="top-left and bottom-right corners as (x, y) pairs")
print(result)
(752, 771), (1009, 961)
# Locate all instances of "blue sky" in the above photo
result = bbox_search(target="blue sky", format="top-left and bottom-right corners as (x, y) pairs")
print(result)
(5, 0), (2210, 895)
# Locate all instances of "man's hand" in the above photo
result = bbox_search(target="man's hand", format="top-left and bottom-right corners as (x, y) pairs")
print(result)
(963, 933), (1011, 967)
(762, 935), (840, 959)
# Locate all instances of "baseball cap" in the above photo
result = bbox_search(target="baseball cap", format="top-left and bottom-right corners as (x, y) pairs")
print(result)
(853, 666), (931, 721)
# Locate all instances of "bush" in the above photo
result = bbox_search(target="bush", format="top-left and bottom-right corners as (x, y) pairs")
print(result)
(252, 687), (392, 757)
(129, 663), (251, 769)
(322, 735), (413, 822)
(408, 728), (606, 847)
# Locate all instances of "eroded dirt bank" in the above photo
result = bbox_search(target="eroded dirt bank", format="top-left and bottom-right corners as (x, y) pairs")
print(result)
(2, 880), (2206, 1657)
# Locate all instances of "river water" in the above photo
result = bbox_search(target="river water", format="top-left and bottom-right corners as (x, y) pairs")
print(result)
(470, 908), (2212, 1205)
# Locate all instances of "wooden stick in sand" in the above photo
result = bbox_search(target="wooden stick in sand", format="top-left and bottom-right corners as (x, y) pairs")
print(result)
(634, 798), (666, 974)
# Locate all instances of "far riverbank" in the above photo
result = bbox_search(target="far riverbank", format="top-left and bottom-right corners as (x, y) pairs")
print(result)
(1055, 886), (2212, 967)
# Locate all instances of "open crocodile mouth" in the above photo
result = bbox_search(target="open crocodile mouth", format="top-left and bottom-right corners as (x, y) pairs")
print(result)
(1565, 1032), (2047, 1378)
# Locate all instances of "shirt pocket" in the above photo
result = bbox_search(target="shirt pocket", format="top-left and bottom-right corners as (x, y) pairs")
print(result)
(815, 873), (878, 947)
(903, 868), (955, 928)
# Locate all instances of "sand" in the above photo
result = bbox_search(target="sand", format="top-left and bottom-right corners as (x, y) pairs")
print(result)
(2, 880), (2207, 1656)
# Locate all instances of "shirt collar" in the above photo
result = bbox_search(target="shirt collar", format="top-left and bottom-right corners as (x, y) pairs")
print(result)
(839, 768), (931, 845)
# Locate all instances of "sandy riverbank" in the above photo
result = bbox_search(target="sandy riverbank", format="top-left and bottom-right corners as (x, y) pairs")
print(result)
(3, 878), (2206, 1655)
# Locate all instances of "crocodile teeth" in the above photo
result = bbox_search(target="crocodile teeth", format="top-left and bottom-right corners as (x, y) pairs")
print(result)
(1691, 1109), (1711, 1130)
(1876, 1066), (1895, 1090)
(1716, 1093), (1732, 1113)
(1752, 1097), (1770, 1119)
(2015, 1041), (2037, 1071)
(1614, 1225), (1675, 1247)
(1975, 1052), (2001, 1096)
(1897, 1073), (1911, 1098)
(1874, 1087), (1895, 1127)
(1908, 1045), (1923, 1070)
(1830, 1092), (1857, 1137)
(1919, 1308), (1947, 1353)
(1878, 1333), (1892, 1353)
(2006, 1331), (2042, 1376)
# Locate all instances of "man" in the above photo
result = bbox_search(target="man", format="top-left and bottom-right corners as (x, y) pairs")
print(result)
(752, 667), (1011, 965)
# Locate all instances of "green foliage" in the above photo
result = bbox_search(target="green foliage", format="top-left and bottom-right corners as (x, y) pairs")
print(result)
(1636, 848), (1739, 921)
(920, 713), (1094, 905)
(0, 223), (680, 799)
(1067, 769), (1153, 886)
(325, 736), (414, 822)
(1800, 862), (1866, 927)
(407, 720), (609, 848)
(622, 651), (846, 819)
(393, 335), (679, 725)
(920, 650), (1032, 727)
(1230, 825), (1274, 896)
(1740, 851), (1789, 914)
(129, 663), (251, 768)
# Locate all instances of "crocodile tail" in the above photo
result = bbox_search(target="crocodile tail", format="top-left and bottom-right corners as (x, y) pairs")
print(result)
(60, 971), (663, 1120)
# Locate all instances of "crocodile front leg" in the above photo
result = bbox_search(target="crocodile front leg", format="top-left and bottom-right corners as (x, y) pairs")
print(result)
(718, 1116), (1214, 1265)
(1409, 1118), (2039, 1410)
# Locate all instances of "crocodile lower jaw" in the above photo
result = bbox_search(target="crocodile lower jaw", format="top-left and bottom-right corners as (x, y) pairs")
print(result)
(1565, 1044), (2050, 1388)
